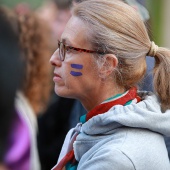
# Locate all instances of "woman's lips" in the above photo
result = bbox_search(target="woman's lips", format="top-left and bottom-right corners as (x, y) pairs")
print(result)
(53, 73), (62, 82)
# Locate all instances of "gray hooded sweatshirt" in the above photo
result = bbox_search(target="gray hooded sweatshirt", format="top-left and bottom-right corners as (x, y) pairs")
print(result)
(56, 94), (170, 170)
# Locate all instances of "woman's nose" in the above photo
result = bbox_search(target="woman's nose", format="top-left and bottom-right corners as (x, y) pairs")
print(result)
(50, 49), (61, 66)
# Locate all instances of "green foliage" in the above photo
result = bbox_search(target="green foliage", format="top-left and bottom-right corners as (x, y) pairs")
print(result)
(145, 0), (163, 45)
(0, 0), (45, 9)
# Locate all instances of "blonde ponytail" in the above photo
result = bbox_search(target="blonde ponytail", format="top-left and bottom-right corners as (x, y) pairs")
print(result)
(153, 47), (170, 111)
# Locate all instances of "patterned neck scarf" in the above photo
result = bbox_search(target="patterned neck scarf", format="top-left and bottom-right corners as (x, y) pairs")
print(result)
(52, 87), (140, 170)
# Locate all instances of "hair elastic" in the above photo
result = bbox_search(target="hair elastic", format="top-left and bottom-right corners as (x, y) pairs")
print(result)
(148, 41), (158, 57)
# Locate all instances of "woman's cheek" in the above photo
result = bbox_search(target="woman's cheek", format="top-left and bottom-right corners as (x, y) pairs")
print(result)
(69, 63), (84, 77)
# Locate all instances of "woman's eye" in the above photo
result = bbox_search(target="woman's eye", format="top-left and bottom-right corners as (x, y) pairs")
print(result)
(65, 47), (71, 53)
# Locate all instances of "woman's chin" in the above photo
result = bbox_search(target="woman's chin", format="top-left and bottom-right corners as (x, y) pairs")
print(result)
(54, 88), (65, 97)
(54, 87), (74, 98)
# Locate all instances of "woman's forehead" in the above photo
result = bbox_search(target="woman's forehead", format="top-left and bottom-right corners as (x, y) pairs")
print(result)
(61, 16), (89, 47)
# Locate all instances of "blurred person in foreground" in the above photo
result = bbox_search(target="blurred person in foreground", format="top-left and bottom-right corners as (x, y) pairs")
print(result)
(0, 6), (23, 170)
(50, 0), (170, 169)
(0, 6), (52, 170)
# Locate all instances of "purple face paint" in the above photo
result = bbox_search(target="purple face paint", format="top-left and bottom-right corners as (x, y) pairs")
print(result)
(70, 71), (82, 76)
(71, 64), (83, 69)
(70, 64), (83, 77)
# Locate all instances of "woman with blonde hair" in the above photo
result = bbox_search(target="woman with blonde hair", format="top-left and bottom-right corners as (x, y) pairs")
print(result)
(50, 0), (170, 170)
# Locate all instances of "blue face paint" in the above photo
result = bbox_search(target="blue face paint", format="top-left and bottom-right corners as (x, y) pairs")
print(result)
(70, 71), (82, 76)
(71, 64), (83, 69)
(70, 63), (83, 77)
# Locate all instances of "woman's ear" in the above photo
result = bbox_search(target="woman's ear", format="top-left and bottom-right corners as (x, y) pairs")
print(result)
(99, 54), (118, 78)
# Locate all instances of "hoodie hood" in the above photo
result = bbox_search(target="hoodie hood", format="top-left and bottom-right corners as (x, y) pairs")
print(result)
(81, 93), (170, 137)
(55, 92), (170, 169)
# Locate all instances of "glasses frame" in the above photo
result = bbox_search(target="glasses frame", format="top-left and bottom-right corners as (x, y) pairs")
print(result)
(58, 40), (105, 61)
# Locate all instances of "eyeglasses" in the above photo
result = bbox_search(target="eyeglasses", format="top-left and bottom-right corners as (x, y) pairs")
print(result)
(58, 40), (105, 61)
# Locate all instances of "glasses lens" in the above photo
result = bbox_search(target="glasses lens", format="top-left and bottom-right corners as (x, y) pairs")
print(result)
(61, 43), (65, 61)
(58, 42), (65, 61)
(58, 41), (62, 61)
(58, 41), (64, 61)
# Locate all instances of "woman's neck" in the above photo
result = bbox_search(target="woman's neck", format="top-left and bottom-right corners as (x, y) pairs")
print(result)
(80, 85), (125, 112)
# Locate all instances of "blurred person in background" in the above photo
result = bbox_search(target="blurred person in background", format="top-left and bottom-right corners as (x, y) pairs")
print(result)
(37, 0), (72, 51)
(0, 6), (23, 170)
(0, 6), (52, 170)
(15, 5), (52, 117)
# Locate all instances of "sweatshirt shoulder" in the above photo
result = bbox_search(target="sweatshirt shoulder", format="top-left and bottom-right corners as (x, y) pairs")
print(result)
(78, 147), (135, 170)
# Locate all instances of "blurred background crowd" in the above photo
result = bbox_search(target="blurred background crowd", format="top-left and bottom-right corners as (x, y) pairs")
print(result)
(0, 0), (170, 170)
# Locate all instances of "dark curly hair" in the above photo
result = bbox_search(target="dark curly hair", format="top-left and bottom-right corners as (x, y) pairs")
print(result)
(17, 12), (53, 114)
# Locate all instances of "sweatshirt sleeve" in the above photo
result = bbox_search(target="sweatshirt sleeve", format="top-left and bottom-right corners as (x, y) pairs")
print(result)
(77, 148), (135, 170)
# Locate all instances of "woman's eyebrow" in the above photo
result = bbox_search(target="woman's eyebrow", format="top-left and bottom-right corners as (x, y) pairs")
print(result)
(61, 38), (71, 45)
(61, 37), (77, 47)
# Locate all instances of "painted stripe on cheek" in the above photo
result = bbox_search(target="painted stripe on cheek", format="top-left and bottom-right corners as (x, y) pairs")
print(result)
(71, 64), (83, 69)
(70, 71), (82, 76)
